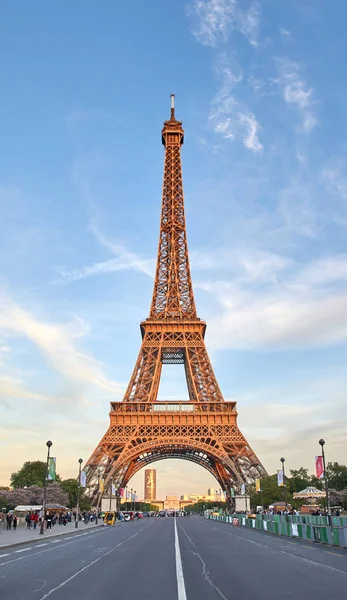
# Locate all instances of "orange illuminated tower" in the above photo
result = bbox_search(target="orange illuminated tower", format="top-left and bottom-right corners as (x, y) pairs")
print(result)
(144, 469), (156, 502)
(85, 96), (266, 503)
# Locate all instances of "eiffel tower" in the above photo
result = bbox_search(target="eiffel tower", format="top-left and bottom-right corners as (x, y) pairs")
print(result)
(85, 96), (266, 503)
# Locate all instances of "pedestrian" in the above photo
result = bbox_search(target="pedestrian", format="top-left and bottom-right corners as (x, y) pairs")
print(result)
(33, 513), (39, 529)
(12, 515), (18, 530)
(25, 512), (31, 528)
(46, 513), (52, 530)
(6, 513), (13, 530)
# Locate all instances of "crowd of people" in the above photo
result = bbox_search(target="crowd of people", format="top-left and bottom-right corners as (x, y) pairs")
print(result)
(3, 509), (102, 532)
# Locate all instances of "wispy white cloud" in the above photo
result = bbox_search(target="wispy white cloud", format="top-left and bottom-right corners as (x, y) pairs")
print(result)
(189, 0), (260, 47)
(279, 27), (291, 39)
(55, 223), (155, 284)
(0, 292), (122, 393)
(275, 59), (318, 132)
(209, 54), (263, 152)
(0, 374), (47, 403)
(200, 253), (347, 350)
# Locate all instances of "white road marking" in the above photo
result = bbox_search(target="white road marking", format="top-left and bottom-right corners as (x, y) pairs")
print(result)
(37, 522), (154, 600)
(36, 544), (49, 547)
(0, 554), (10, 558)
(51, 540), (61, 544)
(280, 550), (347, 576)
(15, 548), (32, 553)
(174, 518), (187, 600)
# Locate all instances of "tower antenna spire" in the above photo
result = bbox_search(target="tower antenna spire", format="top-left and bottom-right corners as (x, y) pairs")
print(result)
(170, 93), (175, 119)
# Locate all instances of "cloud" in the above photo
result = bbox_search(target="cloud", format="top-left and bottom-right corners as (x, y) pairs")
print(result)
(209, 54), (263, 152)
(275, 59), (318, 132)
(238, 112), (263, 152)
(0, 374), (46, 403)
(90, 224), (155, 278)
(55, 223), (155, 284)
(279, 27), (291, 39)
(189, 0), (260, 47)
(197, 253), (347, 350)
(0, 292), (122, 393)
(239, 377), (347, 472)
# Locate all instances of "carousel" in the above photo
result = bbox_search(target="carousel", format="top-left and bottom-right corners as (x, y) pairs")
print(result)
(293, 486), (326, 513)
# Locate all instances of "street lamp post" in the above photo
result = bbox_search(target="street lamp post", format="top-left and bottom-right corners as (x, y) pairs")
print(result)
(39, 440), (52, 535)
(134, 491), (137, 512)
(109, 478), (114, 512)
(75, 458), (83, 528)
(280, 457), (288, 511)
(125, 485), (128, 510)
(130, 488), (133, 512)
(319, 439), (330, 517)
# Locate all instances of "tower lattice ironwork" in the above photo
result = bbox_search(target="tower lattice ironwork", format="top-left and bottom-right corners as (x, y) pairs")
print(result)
(85, 96), (266, 503)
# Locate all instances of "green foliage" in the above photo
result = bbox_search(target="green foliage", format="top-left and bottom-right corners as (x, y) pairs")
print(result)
(60, 479), (79, 507)
(288, 468), (311, 493)
(249, 475), (292, 509)
(326, 462), (347, 491)
(11, 461), (61, 489)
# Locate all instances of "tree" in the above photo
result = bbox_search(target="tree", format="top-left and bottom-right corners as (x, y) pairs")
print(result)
(249, 475), (294, 509)
(10, 461), (61, 489)
(60, 479), (79, 507)
(326, 462), (347, 491)
(289, 468), (311, 493)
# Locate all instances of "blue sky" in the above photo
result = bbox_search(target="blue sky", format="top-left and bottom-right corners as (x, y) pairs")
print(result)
(1, 1), (347, 497)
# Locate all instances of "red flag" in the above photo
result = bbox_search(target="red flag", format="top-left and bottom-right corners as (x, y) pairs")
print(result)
(315, 456), (324, 479)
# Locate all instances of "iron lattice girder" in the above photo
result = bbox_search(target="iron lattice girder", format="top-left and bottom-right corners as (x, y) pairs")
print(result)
(84, 103), (267, 500)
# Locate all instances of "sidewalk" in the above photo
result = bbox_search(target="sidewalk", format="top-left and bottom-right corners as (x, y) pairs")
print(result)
(0, 520), (103, 550)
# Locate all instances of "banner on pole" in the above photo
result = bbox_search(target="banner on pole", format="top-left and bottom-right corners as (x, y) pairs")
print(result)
(99, 478), (104, 493)
(120, 488), (124, 497)
(277, 470), (284, 487)
(255, 478), (261, 492)
(111, 483), (116, 496)
(315, 456), (324, 479)
(230, 487), (235, 498)
(47, 457), (56, 481)
(80, 470), (87, 488)
(241, 483), (246, 495)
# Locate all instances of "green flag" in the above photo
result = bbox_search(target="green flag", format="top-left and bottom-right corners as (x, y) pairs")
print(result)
(230, 487), (235, 498)
(47, 457), (56, 481)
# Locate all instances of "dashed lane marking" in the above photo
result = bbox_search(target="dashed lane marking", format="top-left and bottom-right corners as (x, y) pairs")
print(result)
(0, 554), (10, 558)
(14, 548), (32, 553)
(36, 544), (49, 547)
(324, 551), (344, 558)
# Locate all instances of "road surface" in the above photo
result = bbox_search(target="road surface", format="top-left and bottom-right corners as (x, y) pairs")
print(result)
(0, 516), (346, 599)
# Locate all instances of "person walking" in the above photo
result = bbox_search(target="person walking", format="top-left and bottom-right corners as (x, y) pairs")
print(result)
(6, 513), (13, 530)
(46, 513), (52, 530)
(12, 515), (18, 531)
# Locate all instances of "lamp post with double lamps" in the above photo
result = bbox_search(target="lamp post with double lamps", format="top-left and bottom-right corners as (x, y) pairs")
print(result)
(75, 458), (83, 528)
(319, 439), (330, 518)
(39, 440), (53, 535)
(280, 457), (288, 512)
(130, 488), (133, 512)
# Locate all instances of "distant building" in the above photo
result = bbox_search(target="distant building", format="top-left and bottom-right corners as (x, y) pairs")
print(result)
(164, 495), (180, 511)
(144, 469), (156, 502)
(207, 487), (214, 497)
(180, 495), (189, 501)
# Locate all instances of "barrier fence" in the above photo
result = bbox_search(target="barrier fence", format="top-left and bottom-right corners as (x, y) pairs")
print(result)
(207, 513), (347, 548)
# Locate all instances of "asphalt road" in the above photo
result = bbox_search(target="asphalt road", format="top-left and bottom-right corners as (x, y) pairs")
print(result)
(0, 516), (346, 600)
